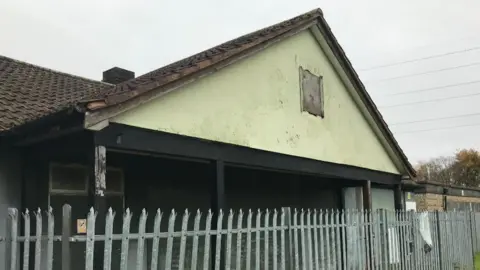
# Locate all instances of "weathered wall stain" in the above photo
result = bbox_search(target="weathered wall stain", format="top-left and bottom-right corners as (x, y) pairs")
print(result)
(112, 30), (399, 174)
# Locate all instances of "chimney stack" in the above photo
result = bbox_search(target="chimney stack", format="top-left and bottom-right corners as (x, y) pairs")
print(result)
(102, 67), (135, 84)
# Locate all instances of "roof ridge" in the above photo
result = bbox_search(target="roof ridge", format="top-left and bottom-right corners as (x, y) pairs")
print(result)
(0, 54), (114, 86)
(115, 8), (324, 87)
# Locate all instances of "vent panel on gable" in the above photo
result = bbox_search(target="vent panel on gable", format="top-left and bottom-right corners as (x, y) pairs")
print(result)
(299, 66), (324, 118)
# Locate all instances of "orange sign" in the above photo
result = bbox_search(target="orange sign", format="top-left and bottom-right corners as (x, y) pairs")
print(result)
(77, 219), (87, 234)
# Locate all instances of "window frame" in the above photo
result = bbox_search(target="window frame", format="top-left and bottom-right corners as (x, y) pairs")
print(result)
(49, 163), (89, 196)
(49, 163), (125, 196)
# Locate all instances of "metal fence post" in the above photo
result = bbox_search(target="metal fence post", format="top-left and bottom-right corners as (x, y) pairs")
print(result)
(62, 204), (72, 270)
(471, 212), (477, 254)
(435, 211), (443, 270)
(5, 209), (12, 270)
(469, 211), (476, 268)
(379, 209), (389, 269)
(410, 211), (419, 269)
(5, 208), (18, 270)
(282, 207), (293, 270)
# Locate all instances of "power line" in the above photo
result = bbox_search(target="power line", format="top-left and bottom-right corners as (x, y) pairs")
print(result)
(394, 122), (480, 134)
(359, 46), (480, 71)
(379, 92), (480, 108)
(365, 61), (480, 84)
(389, 112), (480, 126)
(384, 79), (480, 96)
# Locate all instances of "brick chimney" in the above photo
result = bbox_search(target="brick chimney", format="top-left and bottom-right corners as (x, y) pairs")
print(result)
(102, 67), (135, 84)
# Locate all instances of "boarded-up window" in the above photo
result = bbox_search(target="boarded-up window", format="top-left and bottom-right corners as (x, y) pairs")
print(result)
(50, 164), (88, 195)
(49, 163), (124, 195)
(299, 67), (324, 117)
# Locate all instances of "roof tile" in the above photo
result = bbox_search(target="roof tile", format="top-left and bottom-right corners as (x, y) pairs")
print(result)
(0, 55), (114, 131)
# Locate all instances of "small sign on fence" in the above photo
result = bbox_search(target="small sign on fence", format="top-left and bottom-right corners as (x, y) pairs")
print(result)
(77, 219), (87, 234)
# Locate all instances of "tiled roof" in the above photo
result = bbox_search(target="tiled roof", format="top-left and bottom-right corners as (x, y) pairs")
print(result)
(85, 9), (323, 107)
(0, 55), (113, 131)
(0, 8), (415, 176)
(0, 9), (322, 131)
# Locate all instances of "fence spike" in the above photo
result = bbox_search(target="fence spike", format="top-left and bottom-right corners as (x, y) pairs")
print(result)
(272, 209), (279, 270)
(165, 209), (177, 270)
(22, 208), (30, 270)
(292, 208), (300, 270)
(213, 209), (225, 270)
(136, 209), (148, 270)
(306, 209), (313, 270)
(254, 210), (263, 270)
(203, 210), (213, 270)
(245, 209), (253, 270)
(264, 209), (271, 270)
(7, 208), (18, 270)
(34, 208), (42, 270)
(299, 209), (308, 270)
(225, 210), (235, 270)
(119, 208), (132, 270)
(214, 209), (223, 270)
(191, 209), (202, 270)
(44, 206), (54, 270)
(150, 209), (163, 270)
(334, 209), (342, 269)
(235, 209), (244, 270)
(103, 207), (116, 270)
(318, 209), (325, 270)
(178, 209), (190, 270)
(34, 208), (41, 219)
(85, 207), (97, 270)
(312, 209), (320, 270)
(326, 209), (335, 270)
(8, 208), (17, 219)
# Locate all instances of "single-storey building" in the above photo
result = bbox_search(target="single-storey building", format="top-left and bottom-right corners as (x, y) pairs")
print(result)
(0, 8), (415, 269)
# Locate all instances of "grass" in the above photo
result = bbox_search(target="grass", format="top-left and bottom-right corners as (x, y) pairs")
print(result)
(475, 253), (480, 270)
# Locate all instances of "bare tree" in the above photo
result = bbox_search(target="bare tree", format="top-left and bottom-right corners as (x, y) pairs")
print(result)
(414, 148), (480, 188)
(415, 156), (455, 185)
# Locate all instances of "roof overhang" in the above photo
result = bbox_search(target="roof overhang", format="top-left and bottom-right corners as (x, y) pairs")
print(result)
(80, 10), (415, 178)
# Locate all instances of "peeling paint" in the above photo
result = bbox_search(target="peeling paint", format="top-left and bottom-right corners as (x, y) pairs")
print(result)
(112, 30), (400, 174)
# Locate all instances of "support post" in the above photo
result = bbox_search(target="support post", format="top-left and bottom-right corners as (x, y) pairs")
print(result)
(442, 188), (448, 211)
(93, 145), (107, 270)
(362, 180), (372, 211)
(394, 184), (404, 211)
(210, 160), (226, 270)
(210, 160), (226, 212)
(94, 145), (107, 199)
(393, 184), (406, 269)
(362, 180), (372, 269)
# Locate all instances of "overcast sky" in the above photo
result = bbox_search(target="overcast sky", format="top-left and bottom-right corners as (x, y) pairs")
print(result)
(1, 0), (480, 164)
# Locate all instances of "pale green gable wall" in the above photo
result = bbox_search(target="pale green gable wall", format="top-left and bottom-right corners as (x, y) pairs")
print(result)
(112, 30), (400, 174)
